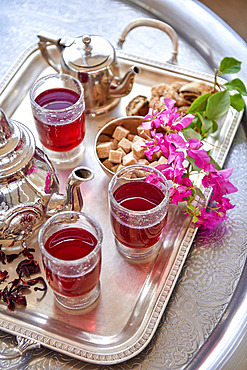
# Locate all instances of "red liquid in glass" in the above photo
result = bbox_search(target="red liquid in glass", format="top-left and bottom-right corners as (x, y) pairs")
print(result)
(44, 227), (100, 297)
(111, 181), (166, 249)
(34, 88), (85, 152)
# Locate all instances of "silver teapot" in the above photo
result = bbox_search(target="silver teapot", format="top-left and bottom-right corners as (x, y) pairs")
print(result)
(0, 109), (94, 249)
(37, 18), (178, 116)
(37, 30), (139, 116)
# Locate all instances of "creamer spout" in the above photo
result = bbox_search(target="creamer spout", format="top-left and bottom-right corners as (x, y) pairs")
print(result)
(46, 167), (94, 216)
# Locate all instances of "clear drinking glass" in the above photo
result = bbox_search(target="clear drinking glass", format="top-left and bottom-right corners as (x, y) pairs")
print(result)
(108, 165), (170, 260)
(38, 211), (102, 310)
(30, 73), (85, 169)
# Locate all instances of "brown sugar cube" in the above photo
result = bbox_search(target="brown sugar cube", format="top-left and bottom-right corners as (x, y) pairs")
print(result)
(98, 134), (111, 143)
(118, 137), (132, 153)
(137, 158), (150, 165)
(132, 139), (146, 159)
(158, 156), (168, 165)
(96, 141), (113, 159)
(112, 164), (125, 173)
(122, 152), (138, 166)
(112, 125), (130, 141)
(127, 133), (135, 141)
(155, 150), (163, 159)
(149, 161), (159, 167)
(132, 135), (145, 144)
(109, 150), (122, 164)
(110, 138), (118, 150)
(137, 125), (151, 139)
(116, 147), (126, 159)
(150, 150), (163, 161)
(102, 158), (113, 170)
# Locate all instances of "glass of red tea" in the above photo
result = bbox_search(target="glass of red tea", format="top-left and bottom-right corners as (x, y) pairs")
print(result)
(30, 73), (85, 169)
(38, 211), (102, 310)
(108, 165), (170, 260)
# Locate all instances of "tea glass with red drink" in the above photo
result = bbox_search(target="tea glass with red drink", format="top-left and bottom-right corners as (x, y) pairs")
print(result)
(30, 73), (85, 169)
(108, 165), (170, 260)
(38, 211), (102, 310)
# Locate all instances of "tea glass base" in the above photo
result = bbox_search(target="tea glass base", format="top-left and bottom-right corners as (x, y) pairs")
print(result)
(54, 282), (100, 310)
(42, 141), (85, 170)
(115, 238), (162, 262)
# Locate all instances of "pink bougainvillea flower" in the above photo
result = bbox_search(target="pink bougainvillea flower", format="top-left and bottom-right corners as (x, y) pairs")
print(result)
(202, 167), (238, 202)
(165, 133), (187, 164)
(179, 176), (193, 187)
(217, 196), (235, 212)
(170, 185), (192, 205)
(187, 146), (211, 171)
(194, 206), (228, 230)
(170, 113), (195, 132)
(187, 138), (203, 150)
(142, 108), (162, 130)
(157, 160), (185, 184)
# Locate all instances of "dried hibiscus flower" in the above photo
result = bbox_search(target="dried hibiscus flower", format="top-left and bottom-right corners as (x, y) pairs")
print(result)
(0, 246), (47, 311)
(0, 283), (27, 311)
(6, 247), (35, 263)
(0, 276), (47, 311)
(0, 270), (8, 283)
(16, 259), (40, 278)
(22, 277), (47, 292)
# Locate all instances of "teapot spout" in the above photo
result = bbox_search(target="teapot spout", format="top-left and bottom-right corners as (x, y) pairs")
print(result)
(46, 167), (94, 216)
(109, 66), (139, 98)
(66, 167), (94, 211)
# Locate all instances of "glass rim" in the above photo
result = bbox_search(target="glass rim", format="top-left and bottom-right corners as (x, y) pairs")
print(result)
(38, 211), (103, 266)
(29, 73), (84, 114)
(108, 164), (170, 215)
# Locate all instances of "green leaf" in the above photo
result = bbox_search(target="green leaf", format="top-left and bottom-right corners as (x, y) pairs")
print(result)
(211, 120), (219, 134)
(187, 203), (195, 212)
(230, 93), (245, 112)
(201, 117), (212, 134)
(186, 155), (202, 172)
(224, 78), (247, 96)
(187, 92), (211, 113)
(219, 57), (241, 74)
(208, 154), (222, 170)
(192, 215), (198, 223)
(206, 90), (230, 120)
(183, 128), (201, 142)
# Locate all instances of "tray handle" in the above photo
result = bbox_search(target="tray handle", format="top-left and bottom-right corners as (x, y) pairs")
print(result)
(0, 335), (40, 360)
(117, 18), (178, 64)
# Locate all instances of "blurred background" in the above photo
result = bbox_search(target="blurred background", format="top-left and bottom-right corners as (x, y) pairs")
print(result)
(200, 0), (247, 41)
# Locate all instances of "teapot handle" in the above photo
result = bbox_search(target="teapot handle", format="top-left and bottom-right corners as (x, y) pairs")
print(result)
(37, 31), (74, 72)
(117, 18), (178, 64)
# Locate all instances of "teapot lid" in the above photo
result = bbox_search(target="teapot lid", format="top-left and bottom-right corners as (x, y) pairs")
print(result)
(62, 35), (115, 71)
(0, 110), (35, 178)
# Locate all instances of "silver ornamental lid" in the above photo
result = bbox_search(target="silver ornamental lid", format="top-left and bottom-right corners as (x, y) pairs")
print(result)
(0, 109), (35, 178)
(62, 35), (115, 71)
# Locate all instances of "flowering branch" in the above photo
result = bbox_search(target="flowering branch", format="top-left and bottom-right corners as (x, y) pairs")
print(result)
(142, 98), (238, 229)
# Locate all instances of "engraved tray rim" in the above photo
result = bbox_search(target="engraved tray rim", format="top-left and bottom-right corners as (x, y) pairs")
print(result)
(0, 44), (243, 365)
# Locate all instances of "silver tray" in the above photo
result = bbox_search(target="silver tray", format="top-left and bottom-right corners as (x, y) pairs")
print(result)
(0, 44), (243, 365)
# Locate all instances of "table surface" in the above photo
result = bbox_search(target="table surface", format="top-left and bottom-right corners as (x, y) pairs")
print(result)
(0, 0), (247, 369)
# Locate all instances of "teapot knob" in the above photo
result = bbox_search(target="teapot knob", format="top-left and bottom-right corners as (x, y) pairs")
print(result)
(82, 35), (92, 53)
